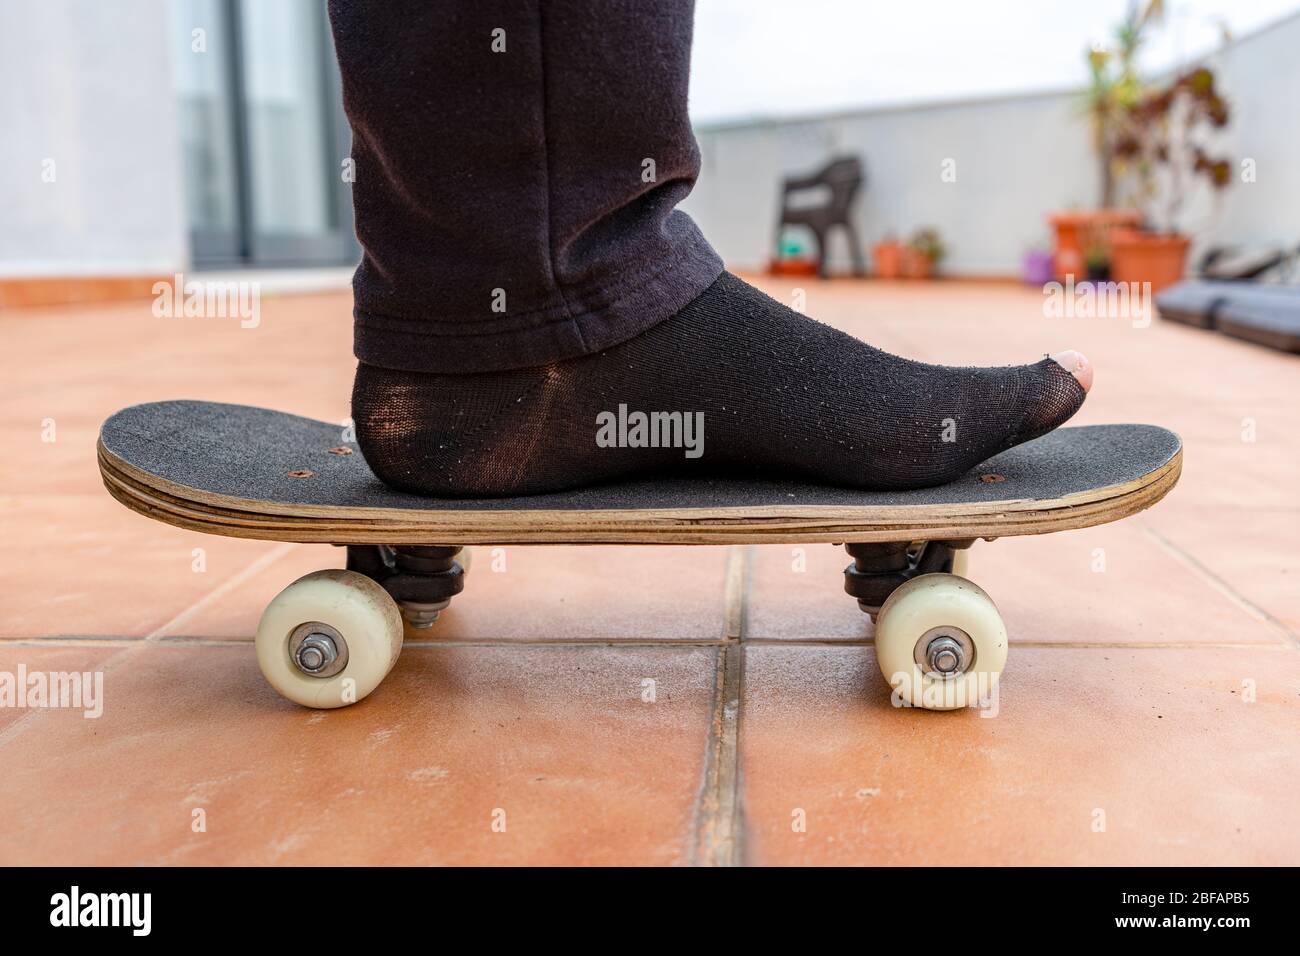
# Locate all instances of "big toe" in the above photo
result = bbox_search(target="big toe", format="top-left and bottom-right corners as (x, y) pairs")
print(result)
(1049, 349), (1093, 393)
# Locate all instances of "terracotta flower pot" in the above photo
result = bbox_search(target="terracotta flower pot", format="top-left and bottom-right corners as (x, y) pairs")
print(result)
(873, 241), (904, 279)
(900, 246), (933, 279)
(1048, 209), (1142, 281)
(767, 258), (819, 278)
(1108, 232), (1191, 296)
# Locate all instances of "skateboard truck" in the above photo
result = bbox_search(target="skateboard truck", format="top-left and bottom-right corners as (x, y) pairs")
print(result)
(345, 544), (468, 629)
(841, 540), (1009, 703)
(842, 540), (974, 619)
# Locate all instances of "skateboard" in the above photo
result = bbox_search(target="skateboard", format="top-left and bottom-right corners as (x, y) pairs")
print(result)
(98, 400), (1182, 711)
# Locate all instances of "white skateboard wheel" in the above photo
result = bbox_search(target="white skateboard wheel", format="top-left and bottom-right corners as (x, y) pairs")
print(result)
(874, 572), (1007, 710)
(255, 569), (403, 709)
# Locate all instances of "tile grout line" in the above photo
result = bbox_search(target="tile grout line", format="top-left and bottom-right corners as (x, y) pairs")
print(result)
(721, 544), (749, 642)
(1139, 522), (1300, 651)
(143, 543), (298, 641)
(689, 545), (749, 867)
(0, 544), (300, 753)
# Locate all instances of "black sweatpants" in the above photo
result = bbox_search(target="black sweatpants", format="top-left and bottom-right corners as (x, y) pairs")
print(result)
(327, 0), (723, 374)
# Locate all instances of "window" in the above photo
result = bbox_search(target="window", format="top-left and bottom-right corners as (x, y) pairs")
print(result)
(170, 0), (357, 268)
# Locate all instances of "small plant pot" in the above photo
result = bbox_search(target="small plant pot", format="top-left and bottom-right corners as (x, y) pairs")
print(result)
(1108, 232), (1190, 295)
(1048, 210), (1142, 281)
(900, 247), (933, 279)
(767, 258), (819, 278)
(873, 241), (904, 279)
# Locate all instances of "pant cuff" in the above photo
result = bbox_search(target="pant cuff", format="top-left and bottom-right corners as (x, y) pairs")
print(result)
(353, 234), (724, 375)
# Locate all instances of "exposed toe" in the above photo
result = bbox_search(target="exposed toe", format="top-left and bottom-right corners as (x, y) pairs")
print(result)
(1048, 349), (1093, 393)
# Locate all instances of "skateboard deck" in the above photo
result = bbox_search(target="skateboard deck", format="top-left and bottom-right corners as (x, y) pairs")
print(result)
(98, 400), (1181, 546)
(97, 400), (1182, 710)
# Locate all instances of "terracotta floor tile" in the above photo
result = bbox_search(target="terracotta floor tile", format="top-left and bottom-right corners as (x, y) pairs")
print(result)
(5, 281), (1298, 865)
(747, 544), (870, 642)
(746, 522), (1285, 649)
(1139, 506), (1300, 636)
(0, 423), (104, 496)
(0, 644), (122, 736)
(978, 522), (1288, 646)
(2, 294), (354, 435)
(739, 643), (1300, 866)
(0, 495), (284, 638)
(0, 642), (716, 865)
(1162, 444), (1296, 512)
(152, 544), (345, 641)
(431, 545), (733, 643)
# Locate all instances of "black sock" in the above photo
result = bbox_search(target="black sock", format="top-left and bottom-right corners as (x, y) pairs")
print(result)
(352, 272), (1086, 496)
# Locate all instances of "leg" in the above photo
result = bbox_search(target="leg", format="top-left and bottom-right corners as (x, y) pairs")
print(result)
(328, 0), (722, 373)
(334, 2), (1094, 497)
(844, 220), (867, 277)
(812, 225), (830, 279)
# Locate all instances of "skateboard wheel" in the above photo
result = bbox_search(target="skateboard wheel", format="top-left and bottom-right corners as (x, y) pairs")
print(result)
(255, 569), (404, 709)
(873, 572), (1007, 711)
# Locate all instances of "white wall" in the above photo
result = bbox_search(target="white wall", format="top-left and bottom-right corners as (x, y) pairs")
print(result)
(0, 0), (188, 278)
(684, 11), (1300, 276)
(1196, 11), (1300, 253)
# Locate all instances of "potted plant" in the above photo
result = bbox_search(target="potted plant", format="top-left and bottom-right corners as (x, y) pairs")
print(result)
(769, 229), (819, 277)
(1086, 0), (1165, 207)
(1084, 244), (1112, 283)
(904, 227), (946, 279)
(873, 233), (905, 279)
(1082, 221), (1113, 282)
(1048, 208), (1140, 280)
(1108, 65), (1232, 293)
(1047, 1), (1161, 279)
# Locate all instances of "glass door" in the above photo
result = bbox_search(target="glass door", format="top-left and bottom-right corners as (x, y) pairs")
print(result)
(170, 0), (357, 268)
(171, 0), (242, 263)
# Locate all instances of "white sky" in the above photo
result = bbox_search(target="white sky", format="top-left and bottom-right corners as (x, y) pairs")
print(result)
(690, 0), (1300, 123)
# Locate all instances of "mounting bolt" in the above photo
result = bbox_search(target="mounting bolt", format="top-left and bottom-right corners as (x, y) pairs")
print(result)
(295, 633), (337, 673)
(400, 600), (449, 629)
(925, 635), (967, 676)
(288, 622), (349, 678)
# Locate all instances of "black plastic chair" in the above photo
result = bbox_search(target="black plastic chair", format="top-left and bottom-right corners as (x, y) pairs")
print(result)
(776, 156), (866, 278)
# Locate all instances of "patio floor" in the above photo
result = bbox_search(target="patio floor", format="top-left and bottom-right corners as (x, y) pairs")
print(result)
(2, 274), (1298, 865)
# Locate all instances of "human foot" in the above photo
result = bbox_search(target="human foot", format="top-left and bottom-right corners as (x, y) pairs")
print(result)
(1048, 349), (1093, 393)
(352, 272), (1089, 496)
